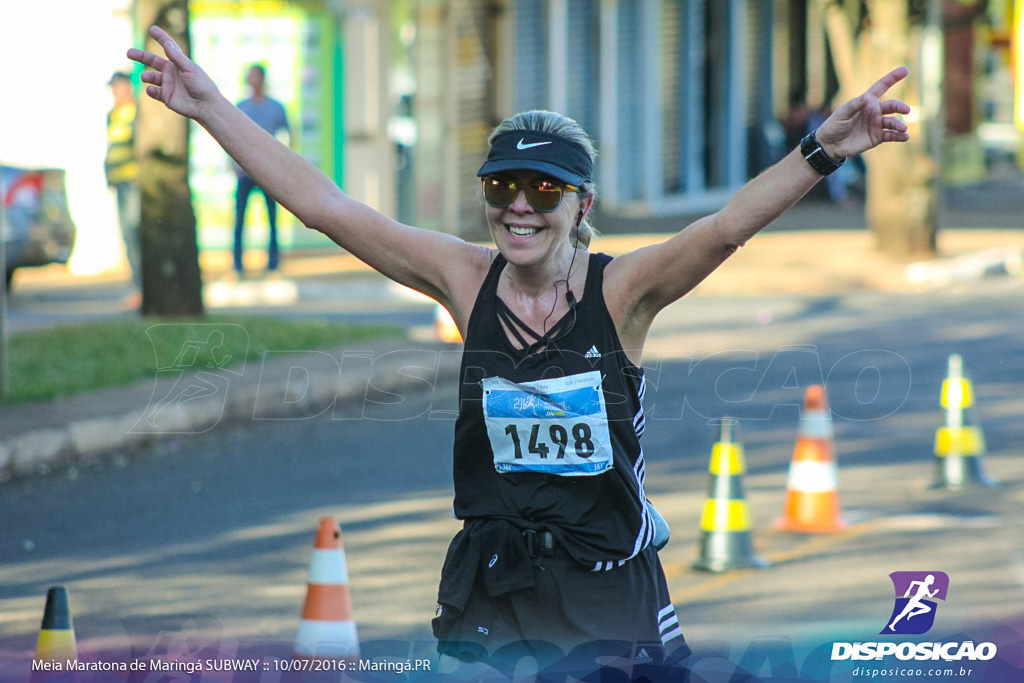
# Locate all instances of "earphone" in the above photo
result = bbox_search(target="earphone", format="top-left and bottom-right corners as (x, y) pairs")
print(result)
(539, 205), (585, 337)
(566, 208), (585, 310)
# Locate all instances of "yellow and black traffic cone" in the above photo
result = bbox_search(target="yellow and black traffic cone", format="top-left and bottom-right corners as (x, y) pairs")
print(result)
(932, 354), (996, 490)
(34, 586), (77, 665)
(692, 420), (767, 572)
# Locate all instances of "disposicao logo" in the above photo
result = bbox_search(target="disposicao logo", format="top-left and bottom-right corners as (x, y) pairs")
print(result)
(831, 570), (997, 663)
(882, 570), (949, 635)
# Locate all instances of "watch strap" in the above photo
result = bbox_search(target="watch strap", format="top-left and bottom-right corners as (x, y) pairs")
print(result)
(800, 129), (845, 176)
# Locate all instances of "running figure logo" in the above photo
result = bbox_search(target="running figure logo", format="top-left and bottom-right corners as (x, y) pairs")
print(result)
(881, 571), (949, 635)
(131, 323), (248, 434)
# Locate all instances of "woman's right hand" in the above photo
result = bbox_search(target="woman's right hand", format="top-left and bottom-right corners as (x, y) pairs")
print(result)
(127, 25), (221, 121)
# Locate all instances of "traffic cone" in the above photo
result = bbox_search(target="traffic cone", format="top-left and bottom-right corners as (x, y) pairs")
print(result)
(34, 586), (77, 664)
(293, 517), (360, 661)
(774, 385), (847, 533)
(435, 304), (462, 343)
(692, 420), (767, 572)
(931, 354), (996, 490)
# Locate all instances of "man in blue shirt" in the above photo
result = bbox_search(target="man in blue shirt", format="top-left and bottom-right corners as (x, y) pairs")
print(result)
(234, 64), (290, 277)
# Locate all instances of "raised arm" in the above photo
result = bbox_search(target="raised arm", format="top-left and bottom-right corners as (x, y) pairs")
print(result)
(606, 67), (912, 345)
(128, 26), (488, 317)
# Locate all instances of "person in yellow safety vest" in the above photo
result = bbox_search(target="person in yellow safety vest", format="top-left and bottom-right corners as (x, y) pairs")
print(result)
(105, 71), (142, 308)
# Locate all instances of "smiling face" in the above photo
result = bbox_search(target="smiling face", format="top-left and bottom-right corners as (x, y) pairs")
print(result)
(484, 171), (585, 270)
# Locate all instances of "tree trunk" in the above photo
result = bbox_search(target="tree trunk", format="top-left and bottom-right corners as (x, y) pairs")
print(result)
(135, 0), (204, 316)
(821, 0), (940, 257)
(863, 0), (939, 256)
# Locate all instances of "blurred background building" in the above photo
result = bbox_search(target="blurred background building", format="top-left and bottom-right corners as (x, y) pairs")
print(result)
(2, 0), (1022, 276)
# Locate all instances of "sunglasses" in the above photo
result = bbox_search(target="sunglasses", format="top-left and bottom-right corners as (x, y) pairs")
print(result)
(482, 176), (579, 213)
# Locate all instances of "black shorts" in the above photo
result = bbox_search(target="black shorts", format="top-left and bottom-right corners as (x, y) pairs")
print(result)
(433, 536), (689, 673)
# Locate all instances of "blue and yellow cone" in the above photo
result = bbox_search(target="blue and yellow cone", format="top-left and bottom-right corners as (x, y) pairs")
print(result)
(932, 354), (996, 490)
(692, 420), (767, 573)
(34, 586), (77, 664)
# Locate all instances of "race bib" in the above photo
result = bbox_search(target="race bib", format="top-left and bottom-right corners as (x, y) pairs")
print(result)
(482, 371), (613, 476)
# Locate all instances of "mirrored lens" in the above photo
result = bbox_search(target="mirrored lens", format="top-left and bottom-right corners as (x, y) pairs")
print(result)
(527, 179), (563, 211)
(482, 177), (565, 212)
(483, 177), (516, 207)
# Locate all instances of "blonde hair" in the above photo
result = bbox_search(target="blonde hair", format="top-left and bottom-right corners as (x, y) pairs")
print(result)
(488, 111), (599, 248)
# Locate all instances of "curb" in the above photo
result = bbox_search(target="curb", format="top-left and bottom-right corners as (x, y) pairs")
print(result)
(0, 341), (463, 483)
(4, 230), (1023, 483)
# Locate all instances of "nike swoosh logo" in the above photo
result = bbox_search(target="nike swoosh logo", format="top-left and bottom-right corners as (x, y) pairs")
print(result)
(516, 138), (552, 150)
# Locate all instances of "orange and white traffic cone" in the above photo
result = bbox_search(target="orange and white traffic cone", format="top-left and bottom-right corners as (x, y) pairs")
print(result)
(692, 420), (767, 572)
(34, 586), (77, 665)
(932, 354), (996, 490)
(774, 385), (847, 533)
(293, 517), (360, 661)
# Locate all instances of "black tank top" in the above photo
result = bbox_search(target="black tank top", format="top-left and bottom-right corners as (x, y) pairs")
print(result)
(452, 252), (657, 568)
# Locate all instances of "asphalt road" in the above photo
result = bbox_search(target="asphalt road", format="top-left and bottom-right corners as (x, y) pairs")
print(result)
(1, 277), (1023, 679)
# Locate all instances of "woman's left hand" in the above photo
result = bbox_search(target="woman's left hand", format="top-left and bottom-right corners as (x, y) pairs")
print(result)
(816, 66), (912, 160)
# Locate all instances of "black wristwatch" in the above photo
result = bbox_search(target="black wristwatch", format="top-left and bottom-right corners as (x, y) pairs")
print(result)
(800, 129), (845, 176)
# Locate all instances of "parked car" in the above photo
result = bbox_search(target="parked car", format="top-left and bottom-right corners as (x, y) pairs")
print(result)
(1, 164), (77, 289)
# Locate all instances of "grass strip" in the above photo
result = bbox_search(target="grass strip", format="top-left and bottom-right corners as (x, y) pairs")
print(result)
(2, 315), (402, 407)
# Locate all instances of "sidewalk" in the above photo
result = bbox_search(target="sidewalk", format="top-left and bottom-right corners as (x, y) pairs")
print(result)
(2, 190), (1023, 483)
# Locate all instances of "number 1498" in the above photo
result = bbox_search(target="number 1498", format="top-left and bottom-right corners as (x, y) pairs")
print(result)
(503, 423), (596, 459)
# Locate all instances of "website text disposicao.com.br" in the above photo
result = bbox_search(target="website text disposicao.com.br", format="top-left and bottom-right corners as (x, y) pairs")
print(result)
(837, 640), (997, 679)
(851, 664), (978, 679)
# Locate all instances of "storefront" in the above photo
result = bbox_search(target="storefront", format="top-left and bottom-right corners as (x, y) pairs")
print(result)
(188, 0), (343, 252)
(411, 0), (781, 239)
